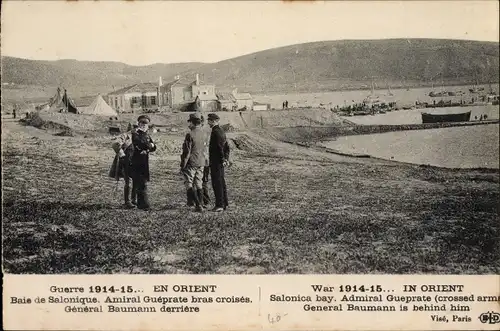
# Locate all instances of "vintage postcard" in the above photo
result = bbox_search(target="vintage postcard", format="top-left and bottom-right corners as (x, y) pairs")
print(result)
(1, 1), (499, 330)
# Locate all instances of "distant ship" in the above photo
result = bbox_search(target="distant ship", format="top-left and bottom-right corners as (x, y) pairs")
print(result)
(421, 110), (471, 123)
(428, 81), (445, 97)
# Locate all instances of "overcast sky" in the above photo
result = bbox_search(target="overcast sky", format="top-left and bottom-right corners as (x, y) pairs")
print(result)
(1, 1), (499, 66)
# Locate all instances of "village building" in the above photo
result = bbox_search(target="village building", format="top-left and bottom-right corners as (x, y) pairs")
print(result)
(232, 89), (254, 111)
(160, 74), (216, 111)
(216, 92), (237, 111)
(106, 74), (255, 112)
(107, 82), (159, 113)
(194, 94), (219, 112)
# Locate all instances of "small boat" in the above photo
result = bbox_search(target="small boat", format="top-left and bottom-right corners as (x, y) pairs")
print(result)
(469, 80), (485, 93)
(421, 110), (471, 123)
(429, 91), (448, 97)
(469, 87), (484, 93)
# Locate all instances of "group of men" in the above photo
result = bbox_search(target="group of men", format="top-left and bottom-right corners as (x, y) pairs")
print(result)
(110, 113), (230, 212)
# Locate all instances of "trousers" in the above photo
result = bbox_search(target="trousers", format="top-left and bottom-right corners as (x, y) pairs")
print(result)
(122, 159), (136, 204)
(182, 166), (204, 190)
(133, 173), (149, 209)
(210, 163), (228, 209)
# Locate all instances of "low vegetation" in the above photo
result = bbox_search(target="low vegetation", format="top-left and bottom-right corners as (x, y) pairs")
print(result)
(2, 116), (499, 274)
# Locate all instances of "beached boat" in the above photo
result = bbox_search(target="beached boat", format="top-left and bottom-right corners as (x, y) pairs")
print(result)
(421, 110), (471, 123)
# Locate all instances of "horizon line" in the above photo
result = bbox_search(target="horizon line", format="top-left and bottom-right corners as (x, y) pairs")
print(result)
(2, 37), (499, 67)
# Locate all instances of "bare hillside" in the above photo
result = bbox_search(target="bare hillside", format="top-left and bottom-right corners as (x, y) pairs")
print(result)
(2, 39), (499, 96)
(1, 57), (204, 95)
(176, 39), (500, 93)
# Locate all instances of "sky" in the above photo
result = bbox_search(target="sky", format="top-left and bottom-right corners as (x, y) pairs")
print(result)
(1, 1), (499, 66)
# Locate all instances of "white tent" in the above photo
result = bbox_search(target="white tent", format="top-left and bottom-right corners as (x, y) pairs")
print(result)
(79, 95), (117, 116)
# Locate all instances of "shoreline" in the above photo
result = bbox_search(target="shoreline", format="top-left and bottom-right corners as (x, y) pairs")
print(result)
(277, 121), (500, 171)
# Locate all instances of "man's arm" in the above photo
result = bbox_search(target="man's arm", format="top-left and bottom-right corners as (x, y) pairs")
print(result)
(223, 139), (230, 163)
(148, 135), (157, 152)
(180, 133), (192, 169)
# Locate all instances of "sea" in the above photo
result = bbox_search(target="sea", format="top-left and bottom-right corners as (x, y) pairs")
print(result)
(254, 84), (499, 169)
(253, 84), (500, 110)
(320, 124), (499, 169)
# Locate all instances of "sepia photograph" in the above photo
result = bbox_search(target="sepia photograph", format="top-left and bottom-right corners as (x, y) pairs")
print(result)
(2, 0), (499, 276)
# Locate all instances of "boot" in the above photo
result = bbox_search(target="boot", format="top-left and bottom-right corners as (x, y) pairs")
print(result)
(189, 188), (203, 212)
(131, 186), (137, 205)
(202, 185), (211, 207)
(141, 186), (150, 210)
(186, 190), (195, 207)
(197, 189), (206, 210)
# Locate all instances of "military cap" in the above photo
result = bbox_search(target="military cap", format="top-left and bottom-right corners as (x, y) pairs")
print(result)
(207, 113), (220, 121)
(137, 115), (151, 123)
(188, 112), (202, 122)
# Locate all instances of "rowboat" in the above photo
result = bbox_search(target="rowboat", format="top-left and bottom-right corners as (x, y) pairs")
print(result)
(421, 111), (471, 123)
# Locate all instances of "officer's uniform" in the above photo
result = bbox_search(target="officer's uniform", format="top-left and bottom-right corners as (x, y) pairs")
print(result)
(131, 115), (156, 210)
(208, 113), (230, 211)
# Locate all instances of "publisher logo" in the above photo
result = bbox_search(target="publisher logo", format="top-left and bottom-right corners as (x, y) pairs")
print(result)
(478, 312), (500, 324)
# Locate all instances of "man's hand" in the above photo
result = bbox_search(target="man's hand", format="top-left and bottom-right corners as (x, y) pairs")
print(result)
(140, 150), (148, 155)
(223, 160), (229, 167)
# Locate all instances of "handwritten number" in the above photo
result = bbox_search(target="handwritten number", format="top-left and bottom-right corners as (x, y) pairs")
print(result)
(268, 313), (288, 324)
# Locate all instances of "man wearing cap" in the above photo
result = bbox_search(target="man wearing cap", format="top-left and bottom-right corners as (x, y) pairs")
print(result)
(207, 113), (230, 212)
(180, 113), (206, 212)
(110, 123), (138, 208)
(186, 114), (211, 208)
(131, 115), (156, 210)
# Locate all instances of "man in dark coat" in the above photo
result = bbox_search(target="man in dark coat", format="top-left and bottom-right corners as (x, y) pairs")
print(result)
(207, 113), (230, 212)
(131, 115), (156, 210)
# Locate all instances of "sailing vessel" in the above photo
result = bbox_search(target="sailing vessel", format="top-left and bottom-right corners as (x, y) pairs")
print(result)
(387, 84), (394, 96)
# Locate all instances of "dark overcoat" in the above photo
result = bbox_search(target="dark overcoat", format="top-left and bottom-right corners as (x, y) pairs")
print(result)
(209, 125), (230, 165)
(131, 130), (156, 182)
(108, 145), (134, 180)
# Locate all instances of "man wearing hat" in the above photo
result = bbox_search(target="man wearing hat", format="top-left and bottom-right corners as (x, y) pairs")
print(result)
(110, 122), (138, 208)
(186, 114), (211, 208)
(207, 113), (230, 212)
(131, 115), (156, 210)
(180, 112), (206, 212)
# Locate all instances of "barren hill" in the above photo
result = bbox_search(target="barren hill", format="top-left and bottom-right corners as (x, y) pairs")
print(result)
(1, 57), (204, 95)
(175, 39), (500, 93)
(2, 39), (499, 96)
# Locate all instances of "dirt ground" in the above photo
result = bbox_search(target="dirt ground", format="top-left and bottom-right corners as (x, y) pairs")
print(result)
(2, 116), (499, 274)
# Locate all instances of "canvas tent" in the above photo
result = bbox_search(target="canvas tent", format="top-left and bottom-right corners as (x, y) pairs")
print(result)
(48, 88), (79, 114)
(78, 95), (117, 116)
